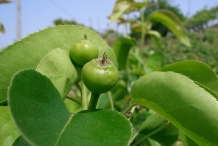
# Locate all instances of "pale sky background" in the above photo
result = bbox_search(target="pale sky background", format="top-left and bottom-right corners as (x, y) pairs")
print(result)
(0, 0), (218, 49)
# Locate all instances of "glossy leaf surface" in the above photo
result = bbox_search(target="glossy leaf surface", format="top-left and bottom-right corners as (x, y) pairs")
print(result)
(0, 25), (117, 104)
(148, 9), (190, 47)
(131, 71), (218, 145)
(9, 69), (132, 146)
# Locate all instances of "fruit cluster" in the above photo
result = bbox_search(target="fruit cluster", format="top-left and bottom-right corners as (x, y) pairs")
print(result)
(70, 35), (119, 94)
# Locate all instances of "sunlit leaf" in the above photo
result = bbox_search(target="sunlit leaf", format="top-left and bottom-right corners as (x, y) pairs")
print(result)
(36, 48), (79, 98)
(148, 9), (191, 47)
(109, 0), (148, 24)
(160, 60), (218, 94)
(0, 106), (19, 146)
(109, 0), (134, 24)
(131, 71), (218, 145)
(0, 25), (117, 104)
(127, 1), (148, 12)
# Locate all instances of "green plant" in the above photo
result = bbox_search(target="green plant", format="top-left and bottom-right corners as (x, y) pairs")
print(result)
(1, 1), (218, 146)
(70, 34), (99, 66)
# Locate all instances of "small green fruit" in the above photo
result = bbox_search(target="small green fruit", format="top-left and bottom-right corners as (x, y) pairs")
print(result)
(70, 34), (98, 66)
(82, 53), (119, 94)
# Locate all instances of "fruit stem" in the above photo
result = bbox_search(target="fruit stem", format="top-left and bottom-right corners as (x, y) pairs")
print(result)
(88, 93), (100, 110)
(81, 81), (88, 110)
(107, 91), (114, 110)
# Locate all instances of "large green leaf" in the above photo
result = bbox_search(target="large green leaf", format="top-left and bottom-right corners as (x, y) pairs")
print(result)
(8, 69), (132, 146)
(36, 48), (78, 98)
(113, 37), (135, 70)
(160, 60), (218, 93)
(0, 25), (117, 104)
(140, 113), (178, 146)
(131, 71), (218, 145)
(0, 106), (19, 146)
(148, 9), (190, 47)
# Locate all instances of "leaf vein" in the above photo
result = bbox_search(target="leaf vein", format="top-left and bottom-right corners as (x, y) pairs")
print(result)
(55, 114), (74, 146)
(166, 104), (196, 113)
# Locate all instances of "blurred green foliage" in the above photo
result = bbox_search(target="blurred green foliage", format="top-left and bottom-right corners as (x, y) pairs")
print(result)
(184, 6), (218, 31)
(144, 27), (218, 73)
(53, 18), (82, 26)
(131, 0), (185, 38)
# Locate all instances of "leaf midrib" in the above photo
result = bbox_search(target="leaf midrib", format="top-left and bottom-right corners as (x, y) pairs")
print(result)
(54, 114), (74, 146)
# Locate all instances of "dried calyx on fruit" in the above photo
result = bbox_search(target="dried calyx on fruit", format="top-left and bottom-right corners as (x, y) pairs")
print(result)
(81, 52), (119, 94)
(69, 34), (99, 66)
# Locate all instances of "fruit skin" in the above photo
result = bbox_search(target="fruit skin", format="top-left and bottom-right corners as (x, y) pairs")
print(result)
(70, 35), (98, 66)
(82, 58), (119, 94)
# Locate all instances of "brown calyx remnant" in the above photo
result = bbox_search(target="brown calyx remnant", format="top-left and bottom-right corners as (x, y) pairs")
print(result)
(96, 51), (110, 66)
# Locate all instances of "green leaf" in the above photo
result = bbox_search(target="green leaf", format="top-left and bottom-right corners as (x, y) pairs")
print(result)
(0, 25), (117, 104)
(144, 64), (159, 74)
(109, 0), (134, 24)
(130, 21), (152, 32)
(179, 130), (198, 146)
(13, 136), (30, 146)
(148, 30), (161, 46)
(194, 82), (218, 100)
(148, 138), (161, 146)
(148, 9), (191, 47)
(109, 0), (148, 24)
(9, 69), (132, 146)
(131, 1), (148, 9)
(140, 113), (178, 146)
(146, 52), (164, 69)
(36, 48), (78, 98)
(113, 37), (135, 70)
(160, 60), (218, 94)
(131, 71), (218, 145)
(0, 106), (19, 146)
